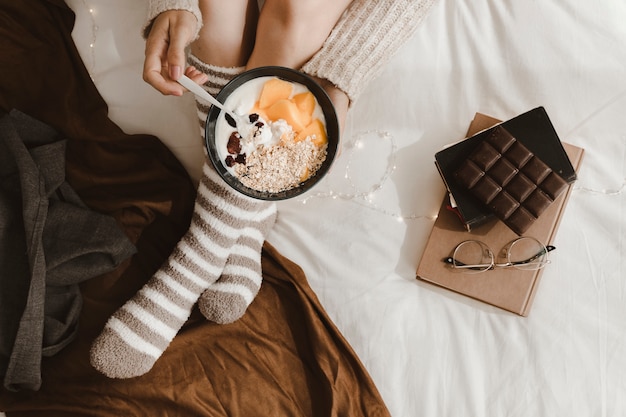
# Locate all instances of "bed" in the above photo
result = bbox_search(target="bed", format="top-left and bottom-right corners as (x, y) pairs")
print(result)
(1, 0), (625, 416)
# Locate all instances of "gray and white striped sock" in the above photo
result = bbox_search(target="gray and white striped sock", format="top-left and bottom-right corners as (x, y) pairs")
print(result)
(199, 206), (276, 324)
(187, 54), (277, 324)
(90, 163), (264, 378)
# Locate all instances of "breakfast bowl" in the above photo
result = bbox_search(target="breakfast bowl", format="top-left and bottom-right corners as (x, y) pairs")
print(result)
(205, 66), (340, 201)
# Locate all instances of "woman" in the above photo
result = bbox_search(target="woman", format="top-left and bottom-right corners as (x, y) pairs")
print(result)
(90, 0), (436, 379)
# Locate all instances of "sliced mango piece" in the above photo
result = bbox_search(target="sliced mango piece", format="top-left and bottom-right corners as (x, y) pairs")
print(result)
(258, 78), (293, 109)
(295, 118), (327, 147)
(292, 92), (316, 126)
(265, 99), (306, 132)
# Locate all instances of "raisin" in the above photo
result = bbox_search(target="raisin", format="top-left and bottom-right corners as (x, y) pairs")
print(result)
(227, 132), (242, 154)
(225, 155), (235, 167)
(225, 113), (237, 128)
(235, 153), (246, 164)
(249, 113), (259, 123)
(255, 121), (264, 128)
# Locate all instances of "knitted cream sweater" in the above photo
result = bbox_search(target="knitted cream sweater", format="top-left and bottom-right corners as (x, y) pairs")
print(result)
(144, 0), (437, 102)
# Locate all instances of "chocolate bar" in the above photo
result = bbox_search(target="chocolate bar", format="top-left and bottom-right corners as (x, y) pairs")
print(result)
(454, 126), (569, 235)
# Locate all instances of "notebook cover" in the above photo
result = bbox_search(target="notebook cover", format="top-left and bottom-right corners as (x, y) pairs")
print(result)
(417, 113), (584, 316)
(434, 107), (577, 231)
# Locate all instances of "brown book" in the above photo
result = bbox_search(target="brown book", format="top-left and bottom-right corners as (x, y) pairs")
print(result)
(416, 113), (584, 316)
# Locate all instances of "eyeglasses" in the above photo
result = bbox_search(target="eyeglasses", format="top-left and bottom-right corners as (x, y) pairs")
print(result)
(443, 236), (555, 273)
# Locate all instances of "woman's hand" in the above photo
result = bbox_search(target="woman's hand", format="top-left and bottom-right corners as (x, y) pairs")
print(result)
(314, 77), (349, 135)
(143, 10), (207, 96)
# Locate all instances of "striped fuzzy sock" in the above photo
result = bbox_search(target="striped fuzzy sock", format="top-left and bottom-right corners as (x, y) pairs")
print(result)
(90, 163), (265, 378)
(188, 54), (277, 324)
(199, 208), (276, 324)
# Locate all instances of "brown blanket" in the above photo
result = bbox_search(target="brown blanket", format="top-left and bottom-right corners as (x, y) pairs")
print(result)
(0, 1), (390, 415)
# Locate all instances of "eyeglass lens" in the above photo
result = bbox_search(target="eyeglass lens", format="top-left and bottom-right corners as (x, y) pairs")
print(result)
(502, 237), (548, 270)
(452, 241), (494, 272)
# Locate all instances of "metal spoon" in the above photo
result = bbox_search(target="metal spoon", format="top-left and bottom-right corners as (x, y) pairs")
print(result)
(177, 75), (249, 129)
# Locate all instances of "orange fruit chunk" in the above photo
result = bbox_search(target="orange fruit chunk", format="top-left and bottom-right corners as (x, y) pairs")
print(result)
(265, 99), (306, 133)
(258, 78), (293, 109)
(250, 79), (327, 143)
(292, 92), (315, 126)
(295, 118), (327, 147)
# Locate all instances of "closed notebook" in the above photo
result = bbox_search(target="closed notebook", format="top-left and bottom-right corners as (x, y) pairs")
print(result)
(417, 112), (584, 316)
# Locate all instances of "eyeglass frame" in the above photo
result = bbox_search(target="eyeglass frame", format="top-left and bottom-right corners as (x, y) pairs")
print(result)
(443, 236), (556, 272)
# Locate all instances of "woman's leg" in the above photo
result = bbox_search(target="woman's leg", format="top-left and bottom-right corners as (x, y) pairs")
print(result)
(246, 0), (353, 70)
(191, 0), (259, 68)
(246, 0), (352, 131)
(189, 0), (277, 325)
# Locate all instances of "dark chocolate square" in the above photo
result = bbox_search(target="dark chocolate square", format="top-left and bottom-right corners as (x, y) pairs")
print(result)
(521, 156), (551, 183)
(505, 173), (536, 202)
(487, 191), (519, 220)
(455, 160), (484, 189)
(488, 158), (518, 186)
(469, 141), (500, 171)
(524, 189), (553, 218)
(486, 126), (516, 153)
(506, 207), (537, 235)
(539, 171), (568, 200)
(472, 175), (502, 204)
(504, 141), (533, 168)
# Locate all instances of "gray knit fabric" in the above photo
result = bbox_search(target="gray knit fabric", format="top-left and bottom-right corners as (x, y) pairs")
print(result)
(301, 0), (438, 103)
(142, 0), (203, 40)
(0, 110), (136, 391)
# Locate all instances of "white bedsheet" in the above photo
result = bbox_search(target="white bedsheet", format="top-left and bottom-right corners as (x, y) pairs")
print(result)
(64, 1), (626, 416)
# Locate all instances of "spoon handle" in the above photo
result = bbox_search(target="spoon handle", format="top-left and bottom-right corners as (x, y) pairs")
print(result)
(177, 75), (234, 118)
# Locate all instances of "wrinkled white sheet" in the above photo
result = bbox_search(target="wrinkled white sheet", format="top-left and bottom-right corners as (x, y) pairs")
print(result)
(63, 1), (626, 416)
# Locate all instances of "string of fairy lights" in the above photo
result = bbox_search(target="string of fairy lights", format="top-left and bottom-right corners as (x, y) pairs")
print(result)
(81, 0), (98, 78)
(297, 129), (438, 222)
(573, 181), (626, 195)
(76, 1), (624, 221)
(296, 123), (625, 219)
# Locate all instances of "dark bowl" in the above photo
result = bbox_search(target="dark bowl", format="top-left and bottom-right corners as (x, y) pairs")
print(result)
(205, 66), (340, 201)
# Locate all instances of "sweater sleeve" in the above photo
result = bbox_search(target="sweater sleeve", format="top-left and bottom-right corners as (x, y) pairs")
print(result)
(142, 0), (202, 40)
(301, 0), (438, 104)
